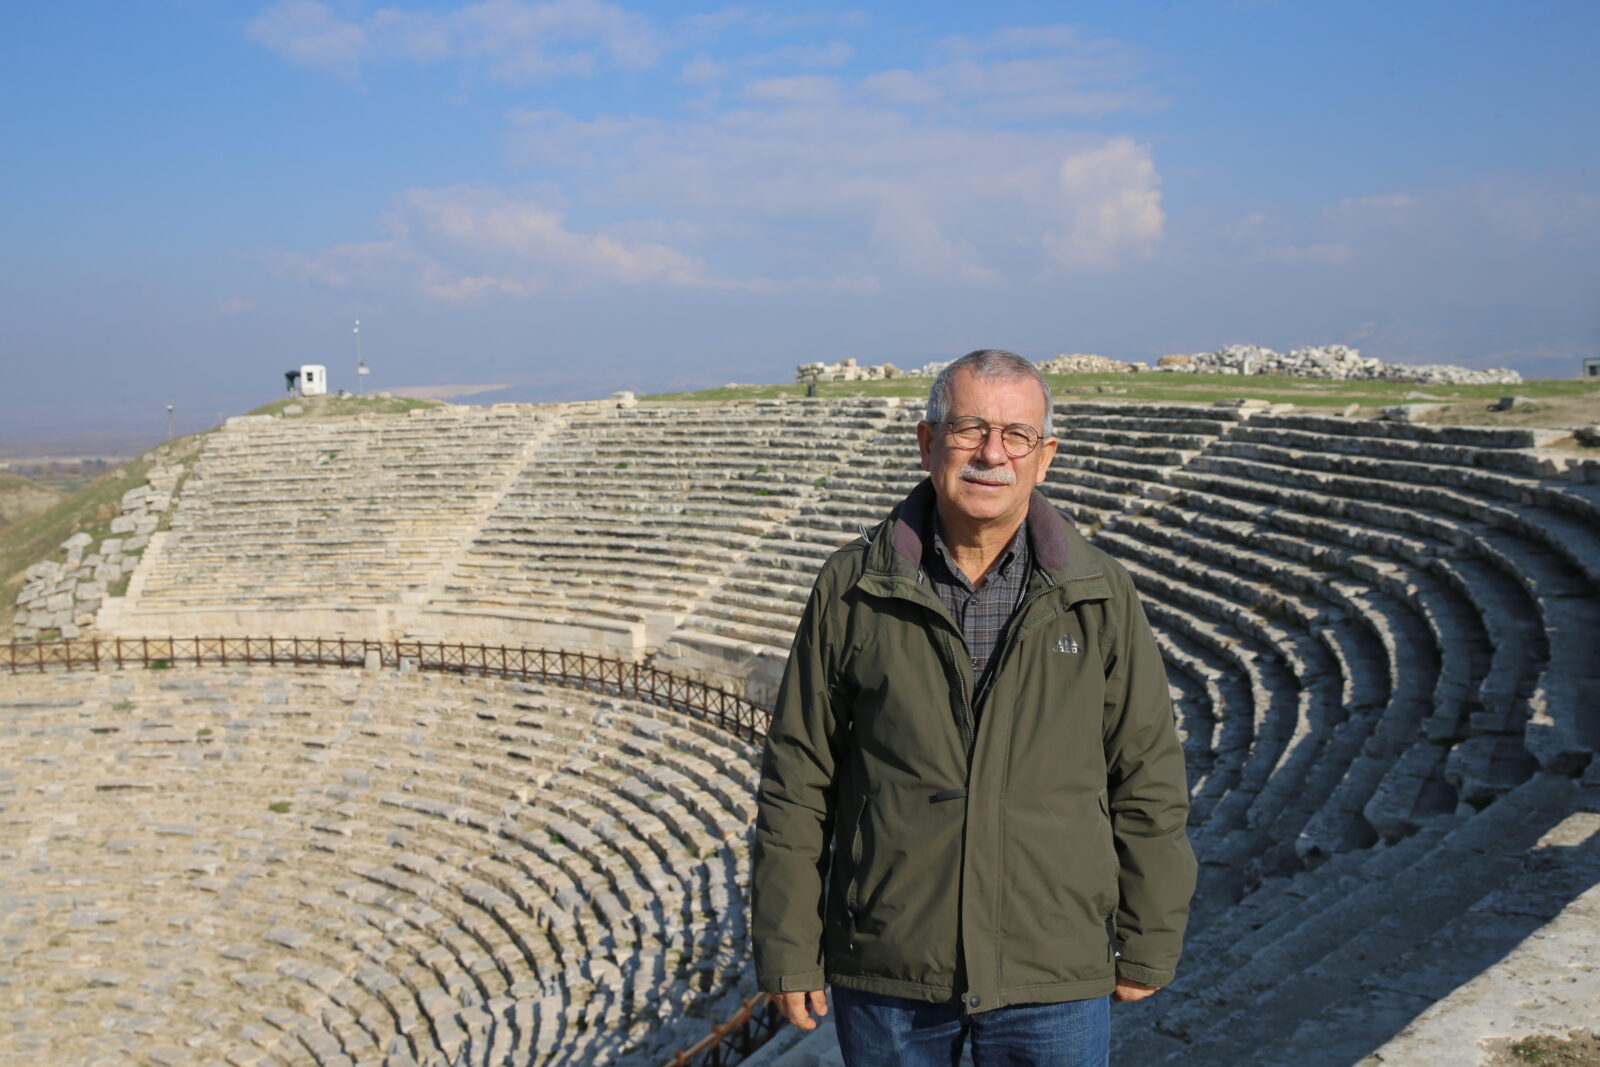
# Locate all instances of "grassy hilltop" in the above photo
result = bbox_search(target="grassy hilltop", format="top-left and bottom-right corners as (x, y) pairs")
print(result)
(645, 371), (1600, 433)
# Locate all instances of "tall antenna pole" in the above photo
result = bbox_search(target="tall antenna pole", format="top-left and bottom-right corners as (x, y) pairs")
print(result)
(166, 405), (174, 442)
(354, 320), (364, 396)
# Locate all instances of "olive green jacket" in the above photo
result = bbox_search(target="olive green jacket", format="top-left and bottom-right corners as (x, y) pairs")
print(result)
(751, 481), (1195, 1012)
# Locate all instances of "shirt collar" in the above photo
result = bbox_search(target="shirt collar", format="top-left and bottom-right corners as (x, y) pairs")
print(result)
(929, 513), (1029, 587)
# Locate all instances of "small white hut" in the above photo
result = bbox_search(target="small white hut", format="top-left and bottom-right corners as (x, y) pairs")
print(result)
(300, 365), (328, 396)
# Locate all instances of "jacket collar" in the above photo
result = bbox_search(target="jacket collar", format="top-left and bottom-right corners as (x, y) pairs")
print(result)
(870, 478), (1106, 594)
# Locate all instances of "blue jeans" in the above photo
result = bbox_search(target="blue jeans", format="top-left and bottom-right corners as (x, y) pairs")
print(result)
(833, 987), (1110, 1067)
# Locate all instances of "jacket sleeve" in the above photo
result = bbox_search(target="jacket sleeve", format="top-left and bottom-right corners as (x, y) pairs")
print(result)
(1101, 562), (1197, 988)
(751, 573), (848, 993)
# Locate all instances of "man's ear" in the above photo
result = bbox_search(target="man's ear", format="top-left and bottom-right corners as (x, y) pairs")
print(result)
(917, 421), (935, 472)
(1033, 436), (1058, 484)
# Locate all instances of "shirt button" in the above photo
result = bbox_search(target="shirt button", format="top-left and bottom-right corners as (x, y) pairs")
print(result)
(968, 995), (981, 1007)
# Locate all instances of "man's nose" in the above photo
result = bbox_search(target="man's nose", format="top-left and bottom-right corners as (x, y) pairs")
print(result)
(977, 426), (1010, 464)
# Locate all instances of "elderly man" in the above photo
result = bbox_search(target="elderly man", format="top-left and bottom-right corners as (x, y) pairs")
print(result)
(751, 349), (1195, 1066)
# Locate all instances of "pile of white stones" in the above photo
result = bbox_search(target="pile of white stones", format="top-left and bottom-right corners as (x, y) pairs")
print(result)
(794, 358), (907, 382)
(1157, 343), (1522, 384)
(1035, 353), (1139, 374)
(11, 465), (180, 640)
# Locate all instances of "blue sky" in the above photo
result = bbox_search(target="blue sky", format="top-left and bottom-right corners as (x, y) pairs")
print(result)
(2, 1), (1597, 447)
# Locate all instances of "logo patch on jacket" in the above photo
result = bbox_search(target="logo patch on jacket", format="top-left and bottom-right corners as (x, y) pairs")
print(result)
(1053, 634), (1081, 654)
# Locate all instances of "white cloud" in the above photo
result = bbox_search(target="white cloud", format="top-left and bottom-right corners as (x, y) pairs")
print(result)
(275, 185), (772, 300)
(1047, 137), (1165, 268)
(746, 41), (854, 68)
(250, 0), (658, 81)
(510, 104), (1166, 284)
(681, 52), (725, 84)
(743, 75), (841, 105)
(268, 15), (1172, 296)
(248, 0), (368, 78)
(876, 24), (1162, 119)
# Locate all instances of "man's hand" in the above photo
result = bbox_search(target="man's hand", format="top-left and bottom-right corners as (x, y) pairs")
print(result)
(774, 989), (829, 1030)
(1111, 977), (1159, 1003)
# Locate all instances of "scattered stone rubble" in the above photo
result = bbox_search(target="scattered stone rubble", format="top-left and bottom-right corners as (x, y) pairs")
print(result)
(798, 346), (1520, 385)
(11, 465), (181, 640)
(1156, 343), (1522, 385)
(795, 357), (906, 382)
(1035, 353), (1138, 374)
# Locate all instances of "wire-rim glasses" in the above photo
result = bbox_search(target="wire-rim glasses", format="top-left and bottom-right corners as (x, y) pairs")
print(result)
(938, 417), (1044, 458)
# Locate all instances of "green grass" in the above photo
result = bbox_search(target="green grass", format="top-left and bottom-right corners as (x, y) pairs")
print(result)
(644, 371), (1600, 413)
(244, 394), (442, 419)
(0, 433), (208, 631)
(267, 801), (291, 814)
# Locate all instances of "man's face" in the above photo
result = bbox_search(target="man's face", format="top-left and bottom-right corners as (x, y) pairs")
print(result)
(917, 368), (1057, 530)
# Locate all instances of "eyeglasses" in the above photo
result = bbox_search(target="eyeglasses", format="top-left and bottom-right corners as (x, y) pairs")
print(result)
(937, 417), (1045, 458)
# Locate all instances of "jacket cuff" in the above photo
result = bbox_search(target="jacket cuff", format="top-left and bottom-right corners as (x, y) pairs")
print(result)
(1115, 961), (1174, 988)
(759, 970), (827, 994)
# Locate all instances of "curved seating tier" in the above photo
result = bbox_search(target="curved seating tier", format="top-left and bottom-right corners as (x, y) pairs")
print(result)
(0, 668), (760, 1067)
(132, 407), (552, 611)
(1095, 411), (1600, 1063)
(655, 402), (1241, 691)
(426, 399), (899, 655)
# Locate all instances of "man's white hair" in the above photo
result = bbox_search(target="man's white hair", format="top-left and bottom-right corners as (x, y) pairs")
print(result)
(925, 349), (1054, 437)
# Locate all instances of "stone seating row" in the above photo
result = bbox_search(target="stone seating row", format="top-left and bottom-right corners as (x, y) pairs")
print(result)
(1111, 771), (1596, 1065)
(431, 402), (903, 652)
(0, 668), (761, 1067)
(658, 402), (1245, 685)
(1079, 416), (1598, 1061)
(133, 410), (554, 612)
(1164, 456), (1597, 771)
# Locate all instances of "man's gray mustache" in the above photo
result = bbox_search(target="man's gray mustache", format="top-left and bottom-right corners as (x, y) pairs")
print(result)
(958, 464), (1017, 485)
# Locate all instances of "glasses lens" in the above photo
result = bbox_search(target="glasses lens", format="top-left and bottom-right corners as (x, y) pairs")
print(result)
(1001, 427), (1039, 457)
(946, 419), (987, 448)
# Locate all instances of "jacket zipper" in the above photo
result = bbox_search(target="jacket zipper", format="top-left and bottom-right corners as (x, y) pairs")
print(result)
(846, 792), (869, 919)
(936, 627), (976, 754)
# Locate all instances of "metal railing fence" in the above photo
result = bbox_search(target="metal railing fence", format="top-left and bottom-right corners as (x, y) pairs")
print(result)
(2, 635), (771, 744)
(665, 995), (784, 1067)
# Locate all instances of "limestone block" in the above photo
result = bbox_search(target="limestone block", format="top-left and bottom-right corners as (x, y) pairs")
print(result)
(120, 486), (149, 508)
(82, 553), (102, 570)
(1379, 403), (1444, 422)
(24, 561), (62, 582)
(76, 581), (107, 601)
(109, 515), (136, 535)
(60, 622), (81, 640)
(46, 592), (73, 613)
(94, 562), (123, 583)
(101, 538), (123, 555)
(123, 534), (149, 552)
(135, 515), (159, 534)
(62, 532), (92, 551)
